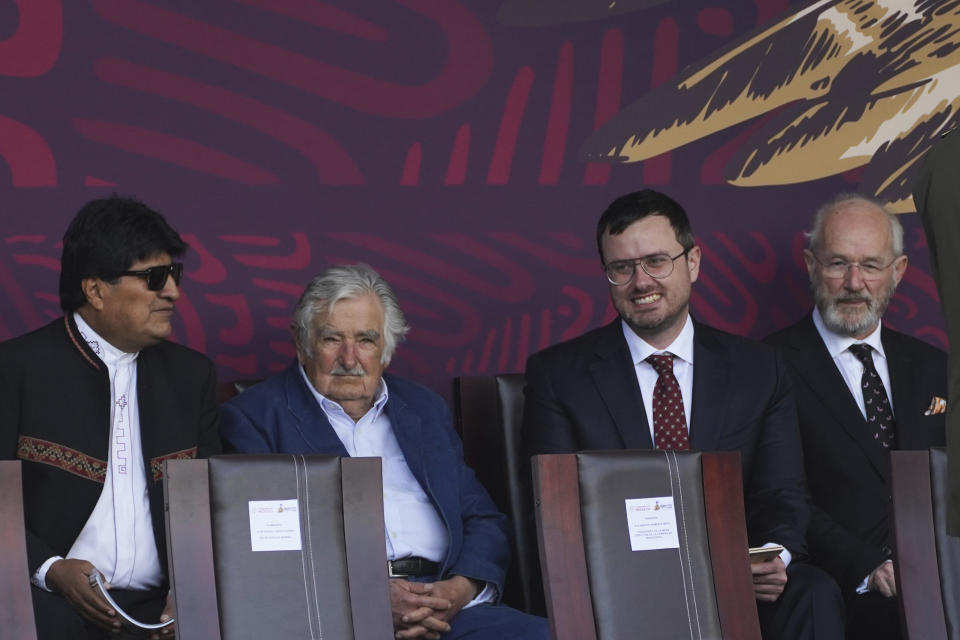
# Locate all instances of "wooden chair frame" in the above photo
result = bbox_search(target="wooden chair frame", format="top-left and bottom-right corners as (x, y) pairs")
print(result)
(0, 461), (38, 640)
(454, 374), (538, 613)
(889, 450), (950, 640)
(533, 451), (761, 640)
(164, 456), (392, 640)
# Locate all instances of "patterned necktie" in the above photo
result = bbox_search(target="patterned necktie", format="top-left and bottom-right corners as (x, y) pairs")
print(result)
(848, 344), (897, 450)
(646, 354), (690, 451)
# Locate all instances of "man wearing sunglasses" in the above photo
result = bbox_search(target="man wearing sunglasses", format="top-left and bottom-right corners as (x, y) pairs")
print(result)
(523, 189), (844, 640)
(766, 194), (946, 640)
(0, 196), (221, 639)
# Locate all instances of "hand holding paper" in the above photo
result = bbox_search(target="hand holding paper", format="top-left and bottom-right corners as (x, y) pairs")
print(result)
(47, 559), (118, 631)
(89, 573), (175, 637)
(751, 556), (787, 602)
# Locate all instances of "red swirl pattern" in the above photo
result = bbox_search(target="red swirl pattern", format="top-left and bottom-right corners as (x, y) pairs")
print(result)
(0, 0), (948, 399)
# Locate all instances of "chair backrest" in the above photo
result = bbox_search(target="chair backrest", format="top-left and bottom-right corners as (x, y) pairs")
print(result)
(890, 448), (960, 640)
(216, 379), (261, 404)
(533, 450), (761, 640)
(0, 461), (38, 640)
(164, 455), (393, 640)
(454, 374), (539, 613)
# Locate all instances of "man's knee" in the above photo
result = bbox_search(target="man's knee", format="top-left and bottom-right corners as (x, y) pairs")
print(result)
(446, 604), (550, 640)
(31, 586), (90, 640)
(759, 563), (845, 640)
(787, 562), (844, 613)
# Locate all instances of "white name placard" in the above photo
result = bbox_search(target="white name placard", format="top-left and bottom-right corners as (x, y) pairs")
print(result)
(625, 496), (680, 551)
(249, 499), (302, 552)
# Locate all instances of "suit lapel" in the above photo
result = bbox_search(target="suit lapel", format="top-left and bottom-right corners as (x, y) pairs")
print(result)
(883, 328), (924, 449)
(385, 385), (427, 486)
(689, 323), (731, 452)
(283, 364), (350, 456)
(588, 321), (654, 449)
(786, 316), (888, 479)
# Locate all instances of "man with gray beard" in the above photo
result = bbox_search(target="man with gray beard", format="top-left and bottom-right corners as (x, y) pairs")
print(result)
(766, 194), (947, 640)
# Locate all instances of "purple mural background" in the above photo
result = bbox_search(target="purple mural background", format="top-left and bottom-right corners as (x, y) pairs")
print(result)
(0, 0), (948, 399)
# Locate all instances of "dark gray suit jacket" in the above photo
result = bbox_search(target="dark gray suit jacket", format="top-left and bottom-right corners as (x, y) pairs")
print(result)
(766, 314), (946, 592)
(914, 127), (960, 534)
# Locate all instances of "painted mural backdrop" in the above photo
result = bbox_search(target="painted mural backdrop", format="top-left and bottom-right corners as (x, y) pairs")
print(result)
(1, 0), (956, 398)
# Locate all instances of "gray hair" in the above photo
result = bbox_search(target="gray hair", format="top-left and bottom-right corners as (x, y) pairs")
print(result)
(290, 264), (409, 365)
(806, 193), (904, 257)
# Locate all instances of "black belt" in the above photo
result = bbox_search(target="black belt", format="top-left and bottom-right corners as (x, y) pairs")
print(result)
(388, 557), (440, 578)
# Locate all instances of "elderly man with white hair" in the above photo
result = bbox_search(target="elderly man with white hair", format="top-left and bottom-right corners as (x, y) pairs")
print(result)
(766, 194), (947, 640)
(220, 263), (548, 640)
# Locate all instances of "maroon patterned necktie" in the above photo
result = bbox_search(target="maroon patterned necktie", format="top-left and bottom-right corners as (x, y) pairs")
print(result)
(647, 354), (690, 451)
(848, 344), (897, 450)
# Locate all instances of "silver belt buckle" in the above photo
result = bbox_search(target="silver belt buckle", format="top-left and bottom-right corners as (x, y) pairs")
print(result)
(387, 560), (406, 578)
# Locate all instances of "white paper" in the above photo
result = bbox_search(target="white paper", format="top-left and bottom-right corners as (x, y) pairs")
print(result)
(625, 496), (680, 551)
(249, 499), (302, 552)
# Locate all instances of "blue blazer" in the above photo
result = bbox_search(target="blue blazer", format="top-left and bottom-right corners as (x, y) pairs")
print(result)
(220, 364), (510, 592)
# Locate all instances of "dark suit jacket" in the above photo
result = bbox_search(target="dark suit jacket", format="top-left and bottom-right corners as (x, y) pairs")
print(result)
(0, 316), (222, 578)
(914, 126), (960, 534)
(523, 319), (810, 556)
(765, 313), (946, 592)
(219, 364), (511, 593)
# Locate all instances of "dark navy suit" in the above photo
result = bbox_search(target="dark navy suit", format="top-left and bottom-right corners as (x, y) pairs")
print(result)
(524, 319), (809, 553)
(523, 319), (844, 640)
(220, 363), (548, 640)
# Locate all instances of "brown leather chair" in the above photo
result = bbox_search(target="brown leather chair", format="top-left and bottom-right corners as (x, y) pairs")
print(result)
(216, 379), (261, 404)
(454, 374), (540, 613)
(890, 447), (960, 640)
(0, 461), (38, 640)
(534, 450), (762, 640)
(164, 455), (393, 640)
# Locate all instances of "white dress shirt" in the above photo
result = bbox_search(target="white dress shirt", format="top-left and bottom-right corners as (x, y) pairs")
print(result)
(622, 315), (791, 565)
(622, 314), (695, 441)
(812, 307), (895, 420)
(32, 313), (163, 591)
(298, 367), (494, 606)
(811, 306), (894, 591)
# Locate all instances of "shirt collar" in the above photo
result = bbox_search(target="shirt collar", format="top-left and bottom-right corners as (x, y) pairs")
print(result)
(297, 364), (389, 421)
(622, 314), (695, 365)
(73, 312), (138, 366)
(812, 306), (886, 361)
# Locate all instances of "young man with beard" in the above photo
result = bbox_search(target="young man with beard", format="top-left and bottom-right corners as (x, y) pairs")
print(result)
(523, 189), (844, 640)
(766, 194), (947, 640)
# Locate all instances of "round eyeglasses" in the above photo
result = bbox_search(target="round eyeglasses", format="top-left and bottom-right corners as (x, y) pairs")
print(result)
(810, 254), (898, 282)
(603, 249), (690, 285)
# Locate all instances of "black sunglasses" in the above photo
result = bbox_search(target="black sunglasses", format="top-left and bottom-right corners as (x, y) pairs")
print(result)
(118, 263), (184, 291)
